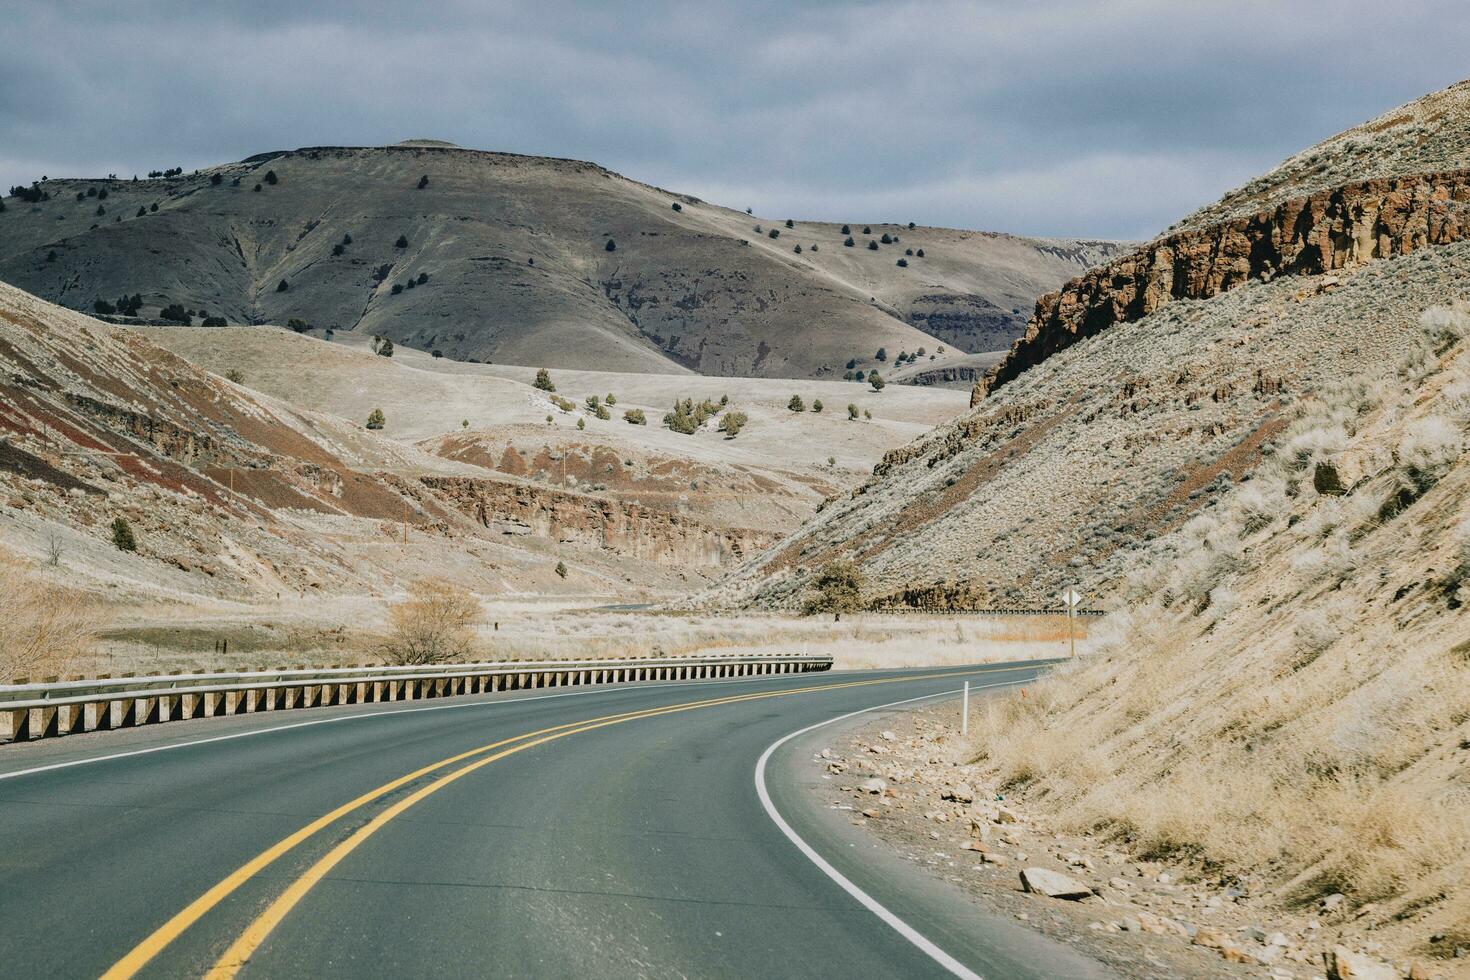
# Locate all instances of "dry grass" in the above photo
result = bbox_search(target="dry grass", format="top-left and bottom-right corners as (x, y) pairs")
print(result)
(0, 549), (98, 682)
(962, 306), (1470, 954)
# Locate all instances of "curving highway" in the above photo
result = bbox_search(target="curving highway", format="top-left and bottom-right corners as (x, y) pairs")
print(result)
(0, 660), (1111, 979)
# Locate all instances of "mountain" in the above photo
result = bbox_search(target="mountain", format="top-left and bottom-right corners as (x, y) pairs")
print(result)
(700, 79), (1470, 610)
(0, 142), (1121, 379)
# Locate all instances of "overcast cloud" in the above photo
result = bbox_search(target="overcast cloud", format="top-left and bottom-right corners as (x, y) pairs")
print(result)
(3, 1), (1467, 239)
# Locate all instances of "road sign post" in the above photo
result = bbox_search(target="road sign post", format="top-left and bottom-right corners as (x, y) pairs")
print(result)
(961, 680), (969, 735)
(1059, 587), (1083, 658)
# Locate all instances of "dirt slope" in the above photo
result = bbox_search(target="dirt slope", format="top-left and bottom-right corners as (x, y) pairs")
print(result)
(955, 302), (1470, 974)
(0, 143), (1122, 379)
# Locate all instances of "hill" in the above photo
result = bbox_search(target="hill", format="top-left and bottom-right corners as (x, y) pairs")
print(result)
(0, 143), (1122, 379)
(0, 280), (867, 613)
(141, 325), (968, 536)
(700, 79), (1470, 611)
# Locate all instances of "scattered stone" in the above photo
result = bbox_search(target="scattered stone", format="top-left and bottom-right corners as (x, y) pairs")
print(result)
(820, 748), (834, 759)
(1324, 945), (1397, 980)
(861, 808), (879, 819)
(879, 730), (896, 741)
(859, 778), (887, 795)
(1320, 893), (1347, 913)
(942, 783), (975, 803)
(1019, 868), (1094, 900)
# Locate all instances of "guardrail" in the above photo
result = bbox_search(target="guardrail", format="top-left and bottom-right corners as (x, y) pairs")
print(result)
(0, 652), (834, 744)
(868, 608), (1106, 617)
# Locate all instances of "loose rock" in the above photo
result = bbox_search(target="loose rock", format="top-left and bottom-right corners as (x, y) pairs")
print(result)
(1019, 867), (1094, 900)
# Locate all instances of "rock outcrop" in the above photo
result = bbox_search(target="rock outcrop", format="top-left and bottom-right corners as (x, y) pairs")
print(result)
(420, 475), (774, 567)
(978, 169), (1470, 399)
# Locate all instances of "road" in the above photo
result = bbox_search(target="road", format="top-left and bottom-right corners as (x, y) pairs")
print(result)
(0, 660), (1111, 979)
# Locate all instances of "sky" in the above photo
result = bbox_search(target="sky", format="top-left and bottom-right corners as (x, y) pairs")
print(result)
(3, 1), (1468, 240)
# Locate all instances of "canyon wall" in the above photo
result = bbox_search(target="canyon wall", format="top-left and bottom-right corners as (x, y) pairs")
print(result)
(977, 169), (1470, 401)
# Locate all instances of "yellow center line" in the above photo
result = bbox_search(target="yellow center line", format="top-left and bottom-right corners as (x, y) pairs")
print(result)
(103, 663), (1038, 979)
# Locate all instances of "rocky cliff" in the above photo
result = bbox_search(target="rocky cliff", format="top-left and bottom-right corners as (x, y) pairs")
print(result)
(976, 168), (1470, 401)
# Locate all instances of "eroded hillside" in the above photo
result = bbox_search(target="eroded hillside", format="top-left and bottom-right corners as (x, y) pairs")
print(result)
(0, 282), (800, 606)
(700, 79), (1470, 612)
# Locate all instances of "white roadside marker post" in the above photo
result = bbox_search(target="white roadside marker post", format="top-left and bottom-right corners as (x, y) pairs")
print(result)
(961, 681), (969, 736)
(1060, 586), (1084, 658)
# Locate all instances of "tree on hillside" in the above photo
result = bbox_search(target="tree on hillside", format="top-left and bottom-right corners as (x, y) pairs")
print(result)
(843, 236), (855, 247)
(160, 304), (191, 325)
(366, 408), (386, 429)
(671, 202), (682, 211)
(623, 408), (647, 425)
(417, 174), (429, 189)
(93, 299), (115, 315)
(841, 224), (850, 234)
(785, 219), (794, 228)
(605, 238), (617, 251)
(276, 279), (289, 292)
(110, 517), (137, 552)
(875, 347), (887, 361)
(801, 560), (864, 615)
(868, 370), (886, 392)
(395, 234), (409, 248)
(848, 403), (859, 420)
(263, 170), (278, 185)
(811, 399), (823, 413)
(533, 368), (555, 392)
(867, 240), (878, 250)
(288, 318), (310, 332)
(719, 411), (748, 438)
(555, 561), (568, 579)
(787, 394), (805, 412)
(372, 336), (394, 357)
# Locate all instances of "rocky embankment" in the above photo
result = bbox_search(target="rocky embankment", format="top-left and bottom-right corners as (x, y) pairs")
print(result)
(818, 706), (1452, 980)
(420, 475), (774, 566)
(977, 169), (1470, 402)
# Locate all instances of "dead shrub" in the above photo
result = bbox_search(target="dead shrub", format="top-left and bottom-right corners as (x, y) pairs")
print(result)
(381, 579), (483, 665)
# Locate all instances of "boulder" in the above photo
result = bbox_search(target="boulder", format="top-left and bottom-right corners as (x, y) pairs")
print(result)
(1325, 946), (1398, 980)
(858, 778), (887, 795)
(942, 782), (975, 803)
(1019, 867), (1093, 900)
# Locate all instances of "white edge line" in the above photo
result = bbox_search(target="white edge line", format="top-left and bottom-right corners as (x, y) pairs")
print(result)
(754, 676), (1026, 980)
(0, 670), (824, 783)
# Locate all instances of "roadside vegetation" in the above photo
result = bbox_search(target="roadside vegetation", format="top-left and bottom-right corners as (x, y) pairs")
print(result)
(0, 548), (97, 681)
(380, 578), (483, 665)
(964, 302), (1470, 947)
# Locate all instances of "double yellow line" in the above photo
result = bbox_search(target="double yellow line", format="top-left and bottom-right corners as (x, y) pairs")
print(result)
(103, 665), (1033, 979)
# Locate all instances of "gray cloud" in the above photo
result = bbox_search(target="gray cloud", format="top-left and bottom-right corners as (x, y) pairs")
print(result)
(2, 0), (1466, 239)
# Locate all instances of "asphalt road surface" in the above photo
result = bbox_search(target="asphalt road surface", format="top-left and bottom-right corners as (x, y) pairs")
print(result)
(0, 660), (1113, 979)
